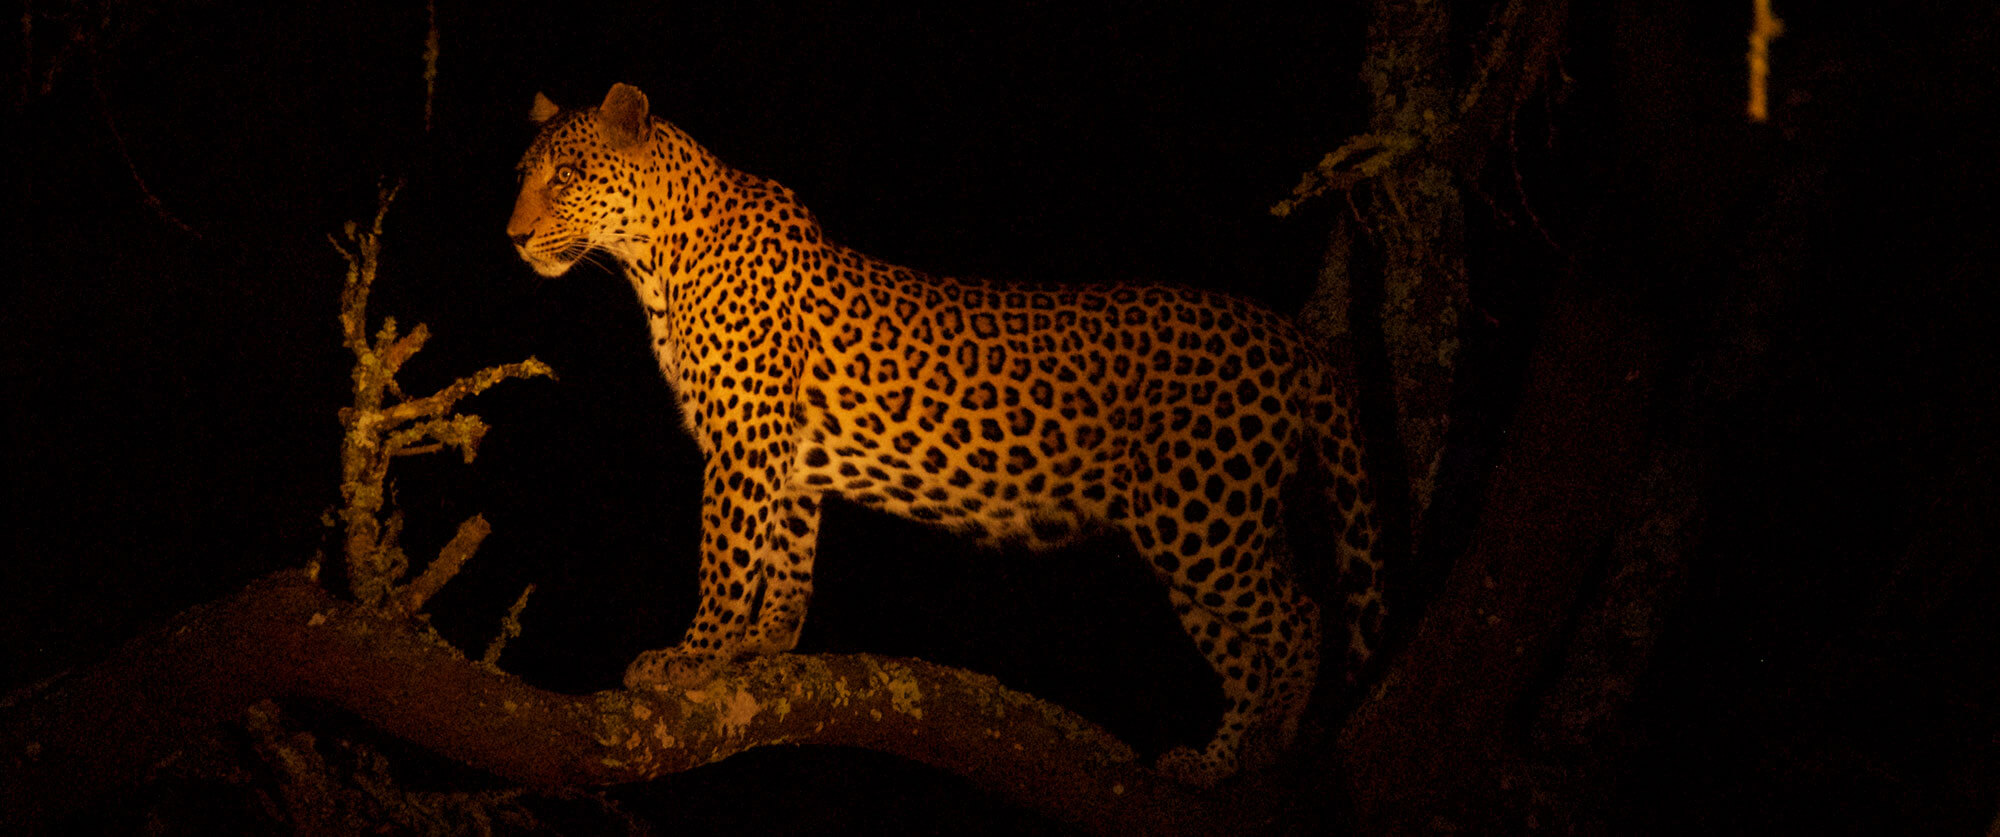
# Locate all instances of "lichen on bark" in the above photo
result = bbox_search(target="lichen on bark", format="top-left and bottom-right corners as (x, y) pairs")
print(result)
(326, 181), (553, 611)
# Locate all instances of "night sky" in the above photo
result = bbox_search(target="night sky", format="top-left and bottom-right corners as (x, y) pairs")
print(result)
(9, 1), (1998, 833)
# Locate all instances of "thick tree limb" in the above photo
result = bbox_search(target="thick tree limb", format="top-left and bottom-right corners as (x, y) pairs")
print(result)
(1321, 3), (1588, 830)
(1339, 276), (1655, 831)
(1, 570), (1232, 835)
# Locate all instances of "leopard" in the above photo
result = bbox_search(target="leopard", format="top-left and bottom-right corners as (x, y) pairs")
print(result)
(506, 83), (1382, 786)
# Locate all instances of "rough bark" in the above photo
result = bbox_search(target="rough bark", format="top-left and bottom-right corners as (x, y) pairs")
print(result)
(1340, 269), (1655, 831)
(1293, 0), (1568, 549)
(0, 570), (1266, 835)
(1357, 0), (1469, 540)
(1320, 2), (1583, 830)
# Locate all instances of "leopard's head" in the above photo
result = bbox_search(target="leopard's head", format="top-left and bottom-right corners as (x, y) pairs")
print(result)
(506, 83), (658, 277)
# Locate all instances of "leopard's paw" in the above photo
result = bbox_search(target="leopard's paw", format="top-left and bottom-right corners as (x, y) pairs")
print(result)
(1155, 745), (1232, 789)
(623, 646), (722, 691)
(736, 621), (803, 657)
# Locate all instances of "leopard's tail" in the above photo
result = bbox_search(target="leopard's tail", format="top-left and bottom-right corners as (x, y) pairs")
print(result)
(1300, 364), (1385, 684)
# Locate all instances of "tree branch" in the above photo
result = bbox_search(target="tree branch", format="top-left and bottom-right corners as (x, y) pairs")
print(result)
(390, 514), (490, 616)
(2, 570), (1231, 835)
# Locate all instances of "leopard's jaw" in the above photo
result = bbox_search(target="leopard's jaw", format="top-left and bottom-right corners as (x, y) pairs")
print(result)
(516, 246), (577, 277)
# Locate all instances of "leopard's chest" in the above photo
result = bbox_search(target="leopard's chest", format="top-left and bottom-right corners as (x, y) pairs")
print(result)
(636, 240), (815, 452)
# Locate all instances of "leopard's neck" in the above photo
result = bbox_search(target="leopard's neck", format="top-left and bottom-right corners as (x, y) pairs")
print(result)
(617, 145), (831, 446)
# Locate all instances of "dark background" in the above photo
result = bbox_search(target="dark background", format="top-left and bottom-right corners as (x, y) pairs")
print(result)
(8, 1), (1996, 833)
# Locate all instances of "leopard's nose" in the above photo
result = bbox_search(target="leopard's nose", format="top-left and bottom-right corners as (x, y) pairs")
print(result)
(509, 232), (531, 248)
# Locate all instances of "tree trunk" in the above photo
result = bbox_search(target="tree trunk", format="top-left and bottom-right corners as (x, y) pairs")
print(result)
(1357, 0), (1470, 544)
(1339, 272), (1656, 830)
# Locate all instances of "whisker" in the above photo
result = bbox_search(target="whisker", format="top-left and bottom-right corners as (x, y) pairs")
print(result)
(576, 248), (620, 277)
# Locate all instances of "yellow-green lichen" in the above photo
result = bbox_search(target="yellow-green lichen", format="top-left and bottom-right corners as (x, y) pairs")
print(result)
(716, 686), (762, 735)
(874, 662), (926, 720)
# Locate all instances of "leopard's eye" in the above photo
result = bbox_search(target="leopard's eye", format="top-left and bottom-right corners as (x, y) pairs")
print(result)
(554, 165), (580, 185)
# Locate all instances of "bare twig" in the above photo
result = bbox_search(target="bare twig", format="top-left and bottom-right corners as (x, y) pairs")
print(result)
(482, 584), (536, 668)
(1747, 0), (1785, 122)
(422, 0), (439, 133)
(17, 1), (31, 111)
(88, 54), (199, 239)
(1271, 132), (1418, 217)
(334, 181), (400, 355)
(381, 358), (558, 429)
(392, 515), (491, 616)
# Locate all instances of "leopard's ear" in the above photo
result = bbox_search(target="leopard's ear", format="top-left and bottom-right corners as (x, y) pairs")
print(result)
(529, 92), (559, 124)
(599, 83), (650, 151)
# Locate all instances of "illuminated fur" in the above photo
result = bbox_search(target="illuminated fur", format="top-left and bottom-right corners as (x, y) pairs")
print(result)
(507, 84), (1381, 785)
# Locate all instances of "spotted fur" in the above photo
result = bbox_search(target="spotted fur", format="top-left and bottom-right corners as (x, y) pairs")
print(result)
(507, 83), (1382, 785)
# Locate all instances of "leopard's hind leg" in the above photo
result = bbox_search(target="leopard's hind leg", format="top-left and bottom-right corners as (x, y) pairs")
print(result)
(1125, 479), (1318, 786)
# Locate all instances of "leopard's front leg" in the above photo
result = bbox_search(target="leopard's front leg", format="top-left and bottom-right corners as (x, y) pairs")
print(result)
(624, 440), (813, 689)
(737, 486), (822, 656)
